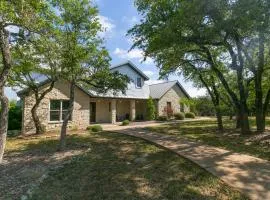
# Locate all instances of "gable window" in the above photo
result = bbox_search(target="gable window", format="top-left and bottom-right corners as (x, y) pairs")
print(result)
(49, 100), (71, 122)
(136, 77), (142, 88)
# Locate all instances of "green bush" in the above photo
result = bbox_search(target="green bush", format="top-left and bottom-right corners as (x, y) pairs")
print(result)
(185, 112), (196, 119)
(86, 125), (103, 132)
(146, 97), (156, 120)
(122, 120), (130, 126)
(174, 112), (185, 120)
(157, 115), (168, 121)
(8, 101), (22, 131)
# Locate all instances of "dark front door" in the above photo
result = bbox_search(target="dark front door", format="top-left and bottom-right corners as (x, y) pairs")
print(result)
(90, 102), (96, 123)
(167, 102), (172, 116)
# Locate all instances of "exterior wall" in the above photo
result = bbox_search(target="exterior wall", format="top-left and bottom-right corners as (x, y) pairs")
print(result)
(22, 81), (90, 134)
(157, 85), (189, 116)
(116, 100), (130, 121)
(90, 99), (112, 123)
(110, 64), (150, 99)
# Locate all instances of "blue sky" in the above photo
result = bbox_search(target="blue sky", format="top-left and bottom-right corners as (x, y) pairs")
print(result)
(5, 0), (205, 100)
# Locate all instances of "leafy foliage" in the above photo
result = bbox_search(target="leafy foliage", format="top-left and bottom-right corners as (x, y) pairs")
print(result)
(157, 116), (168, 121)
(8, 100), (22, 131)
(122, 120), (130, 126)
(185, 112), (196, 119)
(146, 97), (156, 120)
(87, 125), (103, 132)
(174, 112), (185, 120)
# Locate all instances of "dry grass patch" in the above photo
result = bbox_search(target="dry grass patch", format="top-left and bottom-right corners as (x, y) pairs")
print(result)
(28, 131), (247, 200)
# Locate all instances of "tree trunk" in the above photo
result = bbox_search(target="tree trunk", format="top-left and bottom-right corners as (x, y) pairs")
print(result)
(255, 32), (265, 133)
(31, 82), (55, 135)
(0, 88), (9, 163)
(0, 25), (12, 163)
(215, 105), (223, 132)
(237, 81), (250, 134)
(235, 41), (250, 134)
(31, 102), (43, 135)
(59, 81), (75, 151)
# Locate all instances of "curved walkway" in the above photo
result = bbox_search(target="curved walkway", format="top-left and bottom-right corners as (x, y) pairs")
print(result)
(107, 125), (270, 200)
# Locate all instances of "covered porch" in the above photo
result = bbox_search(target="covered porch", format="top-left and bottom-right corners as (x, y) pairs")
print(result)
(89, 98), (147, 124)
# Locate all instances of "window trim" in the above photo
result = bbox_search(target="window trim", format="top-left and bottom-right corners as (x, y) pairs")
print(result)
(48, 99), (72, 123)
(136, 77), (142, 88)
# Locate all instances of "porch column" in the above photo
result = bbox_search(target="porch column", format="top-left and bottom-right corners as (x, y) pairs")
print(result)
(111, 99), (116, 124)
(130, 100), (136, 121)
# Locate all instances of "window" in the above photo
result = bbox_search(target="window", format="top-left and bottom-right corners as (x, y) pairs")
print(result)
(136, 77), (142, 88)
(49, 100), (71, 122)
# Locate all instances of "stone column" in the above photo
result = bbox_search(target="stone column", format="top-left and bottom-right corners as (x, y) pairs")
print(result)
(111, 99), (116, 124)
(130, 100), (136, 121)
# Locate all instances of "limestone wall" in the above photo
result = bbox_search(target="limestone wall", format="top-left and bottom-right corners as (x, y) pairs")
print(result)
(22, 81), (90, 134)
(157, 85), (189, 116)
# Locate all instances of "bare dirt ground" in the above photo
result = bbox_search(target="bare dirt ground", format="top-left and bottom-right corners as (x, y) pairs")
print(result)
(0, 131), (89, 200)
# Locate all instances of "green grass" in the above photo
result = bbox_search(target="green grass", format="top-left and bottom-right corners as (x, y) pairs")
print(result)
(147, 118), (270, 161)
(14, 131), (247, 200)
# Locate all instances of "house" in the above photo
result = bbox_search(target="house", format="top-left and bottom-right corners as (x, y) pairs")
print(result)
(18, 61), (190, 134)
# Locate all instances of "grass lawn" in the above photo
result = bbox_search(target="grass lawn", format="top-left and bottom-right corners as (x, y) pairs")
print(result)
(2, 131), (247, 200)
(147, 118), (270, 161)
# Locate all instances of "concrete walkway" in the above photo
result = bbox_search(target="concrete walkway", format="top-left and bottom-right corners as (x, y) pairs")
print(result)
(105, 125), (270, 200)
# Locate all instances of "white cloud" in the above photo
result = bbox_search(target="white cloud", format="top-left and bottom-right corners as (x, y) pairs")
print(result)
(122, 16), (139, 26)
(113, 47), (154, 65)
(143, 70), (155, 77)
(145, 80), (165, 85)
(98, 15), (115, 38)
(188, 88), (207, 97)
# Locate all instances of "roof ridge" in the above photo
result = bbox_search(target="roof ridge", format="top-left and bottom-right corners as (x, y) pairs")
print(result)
(148, 80), (177, 86)
(110, 60), (149, 81)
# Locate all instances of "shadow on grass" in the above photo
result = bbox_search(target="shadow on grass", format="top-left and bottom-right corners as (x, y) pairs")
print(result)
(26, 132), (245, 200)
(147, 119), (270, 161)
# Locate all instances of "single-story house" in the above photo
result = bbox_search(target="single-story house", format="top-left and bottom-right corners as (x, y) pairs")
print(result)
(18, 61), (190, 134)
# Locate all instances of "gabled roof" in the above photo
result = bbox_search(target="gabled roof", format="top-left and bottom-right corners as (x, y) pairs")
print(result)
(149, 80), (190, 99)
(110, 60), (150, 81)
(17, 79), (93, 98)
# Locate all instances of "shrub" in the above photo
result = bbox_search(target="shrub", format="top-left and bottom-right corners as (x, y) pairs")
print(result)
(87, 125), (103, 132)
(122, 120), (130, 126)
(157, 115), (168, 121)
(185, 112), (196, 119)
(146, 97), (156, 120)
(174, 112), (185, 120)
(8, 101), (22, 131)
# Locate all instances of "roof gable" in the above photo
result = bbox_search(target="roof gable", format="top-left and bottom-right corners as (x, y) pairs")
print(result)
(110, 61), (149, 81)
(149, 80), (190, 99)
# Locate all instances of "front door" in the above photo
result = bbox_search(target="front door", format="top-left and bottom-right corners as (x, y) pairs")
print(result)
(167, 102), (172, 116)
(90, 102), (96, 123)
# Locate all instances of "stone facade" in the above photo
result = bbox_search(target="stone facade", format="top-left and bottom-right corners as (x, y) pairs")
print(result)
(22, 81), (90, 134)
(157, 85), (190, 116)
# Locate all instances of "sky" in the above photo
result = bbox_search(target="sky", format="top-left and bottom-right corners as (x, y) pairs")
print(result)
(5, 0), (205, 100)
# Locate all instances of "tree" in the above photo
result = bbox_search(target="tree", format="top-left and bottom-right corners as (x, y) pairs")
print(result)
(146, 97), (156, 120)
(0, 0), (53, 163)
(8, 100), (22, 131)
(192, 97), (216, 116)
(54, 0), (128, 150)
(129, 0), (270, 134)
(12, 35), (61, 135)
